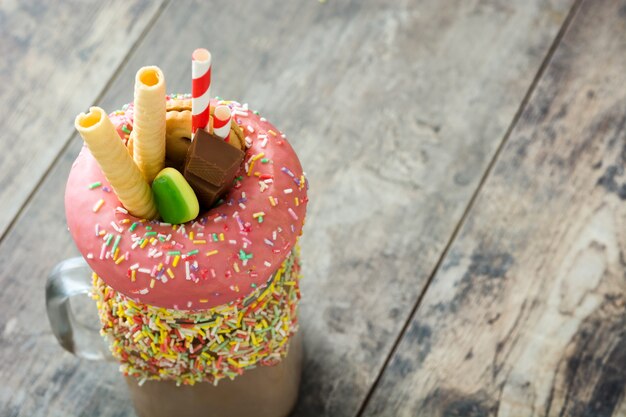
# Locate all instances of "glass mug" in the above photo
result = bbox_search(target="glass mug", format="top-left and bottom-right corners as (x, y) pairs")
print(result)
(46, 257), (302, 417)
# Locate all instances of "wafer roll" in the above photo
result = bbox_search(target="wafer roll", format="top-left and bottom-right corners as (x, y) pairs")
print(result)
(131, 66), (166, 183)
(75, 107), (158, 219)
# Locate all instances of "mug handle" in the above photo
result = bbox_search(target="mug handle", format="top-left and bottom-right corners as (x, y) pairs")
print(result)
(45, 257), (113, 361)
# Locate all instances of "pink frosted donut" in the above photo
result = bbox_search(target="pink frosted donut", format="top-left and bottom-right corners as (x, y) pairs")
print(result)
(65, 98), (308, 310)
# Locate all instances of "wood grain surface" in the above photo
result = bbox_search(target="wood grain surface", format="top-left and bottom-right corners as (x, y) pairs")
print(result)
(0, 0), (165, 240)
(292, 0), (573, 415)
(362, 1), (626, 416)
(0, 0), (594, 416)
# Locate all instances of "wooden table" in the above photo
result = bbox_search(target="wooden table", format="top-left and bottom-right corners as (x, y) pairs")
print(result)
(1, 0), (625, 415)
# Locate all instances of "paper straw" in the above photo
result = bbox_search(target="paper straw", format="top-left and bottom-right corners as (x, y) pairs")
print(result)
(192, 48), (212, 138)
(212, 105), (232, 139)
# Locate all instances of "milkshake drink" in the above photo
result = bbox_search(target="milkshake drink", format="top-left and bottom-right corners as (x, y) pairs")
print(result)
(49, 51), (308, 417)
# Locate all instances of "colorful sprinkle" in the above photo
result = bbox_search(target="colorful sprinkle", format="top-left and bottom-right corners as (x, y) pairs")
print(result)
(91, 250), (301, 385)
(112, 235), (121, 253)
(246, 153), (265, 176)
(93, 199), (105, 212)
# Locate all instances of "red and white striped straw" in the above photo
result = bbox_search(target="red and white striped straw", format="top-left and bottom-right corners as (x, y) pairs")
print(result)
(191, 48), (212, 138)
(212, 105), (232, 139)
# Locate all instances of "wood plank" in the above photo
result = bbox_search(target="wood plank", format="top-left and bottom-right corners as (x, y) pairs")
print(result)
(362, 1), (626, 415)
(0, 0), (574, 416)
(0, 0), (165, 240)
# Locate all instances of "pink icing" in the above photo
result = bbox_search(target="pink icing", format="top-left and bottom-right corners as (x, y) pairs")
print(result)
(65, 98), (308, 310)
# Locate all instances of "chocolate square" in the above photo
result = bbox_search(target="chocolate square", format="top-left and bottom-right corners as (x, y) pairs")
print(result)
(183, 129), (244, 209)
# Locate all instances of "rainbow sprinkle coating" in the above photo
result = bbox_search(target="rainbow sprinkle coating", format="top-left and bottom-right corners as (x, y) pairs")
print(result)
(92, 249), (301, 386)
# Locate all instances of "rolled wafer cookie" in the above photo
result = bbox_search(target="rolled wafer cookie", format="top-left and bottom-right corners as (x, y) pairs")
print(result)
(75, 107), (158, 219)
(130, 66), (166, 183)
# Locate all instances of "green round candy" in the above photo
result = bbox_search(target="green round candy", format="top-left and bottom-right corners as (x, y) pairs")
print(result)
(152, 168), (199, 224)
